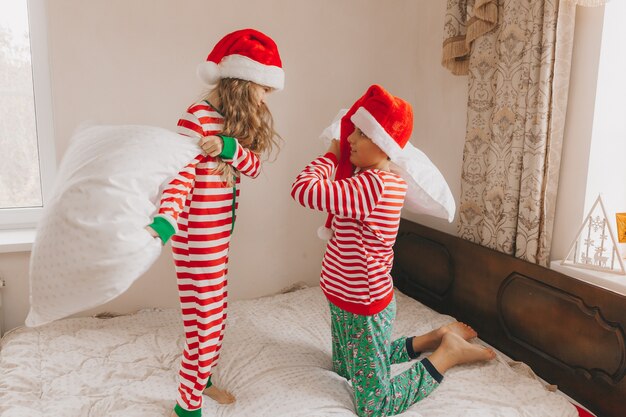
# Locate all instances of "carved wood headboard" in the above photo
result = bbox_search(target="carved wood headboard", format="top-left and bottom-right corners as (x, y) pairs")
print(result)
(391, 219), (626, 417)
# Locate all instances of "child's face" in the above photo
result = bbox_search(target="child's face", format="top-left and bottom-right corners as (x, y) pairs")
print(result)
(251, 84), (273, 106)
(347, 128), (389, 170)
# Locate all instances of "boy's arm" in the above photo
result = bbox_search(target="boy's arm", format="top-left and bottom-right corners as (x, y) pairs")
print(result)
(147, 154), (203, 244)
(290, 153), (384, 220)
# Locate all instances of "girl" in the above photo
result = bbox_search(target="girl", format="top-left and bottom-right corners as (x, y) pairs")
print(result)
(291, 85), (495, 417)
(147, 29), (284, 417)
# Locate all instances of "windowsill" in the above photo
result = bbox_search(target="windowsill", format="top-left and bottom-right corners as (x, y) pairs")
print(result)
(0, 228), (36, 254)
(550, 260), (626, 296)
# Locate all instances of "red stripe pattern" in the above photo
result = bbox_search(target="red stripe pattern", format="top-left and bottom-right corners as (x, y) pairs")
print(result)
(157, 101), (260, 412)
(291, 153), (407, 316)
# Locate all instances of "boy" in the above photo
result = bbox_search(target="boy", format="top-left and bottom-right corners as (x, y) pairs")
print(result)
(291, 85), (495, 417)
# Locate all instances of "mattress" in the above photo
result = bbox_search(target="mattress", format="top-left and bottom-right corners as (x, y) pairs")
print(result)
(0, 286), (577, 417)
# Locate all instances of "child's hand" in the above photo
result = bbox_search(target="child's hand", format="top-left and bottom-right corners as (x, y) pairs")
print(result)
(327, 139), (340, 158)
(145, 226), (159, 238)
(199, 135), (223, 157)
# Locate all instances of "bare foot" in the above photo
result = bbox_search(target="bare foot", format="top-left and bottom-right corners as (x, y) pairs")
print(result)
(170, 411), (177, 417)
(203, 385), (236, 404)
(428, 332), (496, 374)
(412, 321), (477, 352)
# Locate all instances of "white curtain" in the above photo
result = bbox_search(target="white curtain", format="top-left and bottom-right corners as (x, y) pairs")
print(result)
(563, 0), (608, 6)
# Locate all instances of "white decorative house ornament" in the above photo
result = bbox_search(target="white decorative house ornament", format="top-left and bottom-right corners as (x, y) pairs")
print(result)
(562, 195), (626, 275)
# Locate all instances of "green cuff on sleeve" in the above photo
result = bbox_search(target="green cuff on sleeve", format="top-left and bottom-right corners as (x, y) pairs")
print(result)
(217, 135), (237, 160)
(148, 216), (176, 244)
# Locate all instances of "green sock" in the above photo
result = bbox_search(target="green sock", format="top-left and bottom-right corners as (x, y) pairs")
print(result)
(173, 404), (201, 417)
(171, 377), (212, 416)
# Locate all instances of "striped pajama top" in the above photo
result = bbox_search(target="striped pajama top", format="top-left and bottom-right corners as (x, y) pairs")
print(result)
(291, 153), (407, 315)
(154, 100), (261, 239)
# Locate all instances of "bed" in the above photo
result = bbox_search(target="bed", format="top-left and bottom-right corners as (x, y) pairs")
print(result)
(0, 220), (621, 417)
(392, 219), (626, 417)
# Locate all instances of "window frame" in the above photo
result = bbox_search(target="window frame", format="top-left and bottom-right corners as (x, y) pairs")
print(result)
(0, 0), (56, 230)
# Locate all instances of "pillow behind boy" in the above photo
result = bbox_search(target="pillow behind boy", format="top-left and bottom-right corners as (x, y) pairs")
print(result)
(26, 124), (199, 327)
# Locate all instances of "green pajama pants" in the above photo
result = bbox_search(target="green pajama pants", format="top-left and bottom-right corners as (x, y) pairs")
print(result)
(329, 298), (442, 417)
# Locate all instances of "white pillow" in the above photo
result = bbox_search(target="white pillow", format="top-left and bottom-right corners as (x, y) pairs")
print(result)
(27, 125), (200, 327)
(389, 145), (456, 222)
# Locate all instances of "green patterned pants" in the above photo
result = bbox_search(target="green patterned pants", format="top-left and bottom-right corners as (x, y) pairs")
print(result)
(329, 298), (441, 417)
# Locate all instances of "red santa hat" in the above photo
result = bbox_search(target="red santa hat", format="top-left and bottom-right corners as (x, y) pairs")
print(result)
(319, 85), (455, 239)
(197, 28), (284, 90)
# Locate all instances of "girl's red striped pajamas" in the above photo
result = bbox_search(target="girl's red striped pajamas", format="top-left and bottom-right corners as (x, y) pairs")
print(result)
(149, 100), (260, 415)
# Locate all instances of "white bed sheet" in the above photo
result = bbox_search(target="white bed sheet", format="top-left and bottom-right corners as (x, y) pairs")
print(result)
(0, 287), (577, 417)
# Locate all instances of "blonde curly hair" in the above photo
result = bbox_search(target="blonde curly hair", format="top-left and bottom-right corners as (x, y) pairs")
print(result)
(207, 78), (281, 185)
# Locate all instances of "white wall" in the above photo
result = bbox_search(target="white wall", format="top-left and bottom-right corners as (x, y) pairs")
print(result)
(398, 1), (469, 234)
(0, 1), (610, 332)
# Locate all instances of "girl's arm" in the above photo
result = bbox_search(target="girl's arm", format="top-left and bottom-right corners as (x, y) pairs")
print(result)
(180, 102), (261, 179)
(147, 105), (210, 243)
(200, 135), (261, 179)
(147, 154), (202, 244)
(176, 102), (222, 139)
(290, 153), (384, 220)
(221, 137), (261, 179)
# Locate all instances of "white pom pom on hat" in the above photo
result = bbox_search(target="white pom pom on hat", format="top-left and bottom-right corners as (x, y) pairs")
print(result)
(197, 28), (284, 90)
(196, 61), (221, 86)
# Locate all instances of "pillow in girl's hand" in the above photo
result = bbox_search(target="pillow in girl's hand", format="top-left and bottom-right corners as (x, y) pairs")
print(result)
(26, 124), (200, 327)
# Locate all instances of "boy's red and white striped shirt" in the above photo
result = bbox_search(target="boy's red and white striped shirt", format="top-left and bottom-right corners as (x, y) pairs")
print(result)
(291, 153), (407, 315)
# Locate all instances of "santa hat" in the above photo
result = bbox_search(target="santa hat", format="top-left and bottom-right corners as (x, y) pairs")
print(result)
(318, 85), (455, 239)
(197, 28), (284, 90)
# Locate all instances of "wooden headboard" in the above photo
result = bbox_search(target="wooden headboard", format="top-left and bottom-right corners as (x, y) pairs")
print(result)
(392, 219), (626, 417)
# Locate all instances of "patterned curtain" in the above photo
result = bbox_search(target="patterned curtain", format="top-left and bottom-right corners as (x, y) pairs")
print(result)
(443, 0), (584, 266)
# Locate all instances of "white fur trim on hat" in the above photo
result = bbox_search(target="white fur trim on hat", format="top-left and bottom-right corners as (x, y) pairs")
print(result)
(196, 61), (220, 86)
(351, 107), (456, 222)
(350, 107), (403, 160)
(197, 54), (284, 90)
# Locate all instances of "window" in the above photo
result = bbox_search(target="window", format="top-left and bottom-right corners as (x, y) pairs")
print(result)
(0, 0), (55, 230)
(585, 0), (626, 254)
(551, 2), (626, 294)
